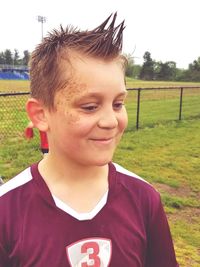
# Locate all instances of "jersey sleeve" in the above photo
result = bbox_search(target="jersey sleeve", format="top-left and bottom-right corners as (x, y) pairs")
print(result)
(0, 242), (10, 267)
(145, 193), (179, 267)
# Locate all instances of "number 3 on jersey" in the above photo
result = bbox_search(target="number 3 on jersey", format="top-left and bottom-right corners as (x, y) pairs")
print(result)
(81, 241), (100, 266)
(66, 238), (112, 267)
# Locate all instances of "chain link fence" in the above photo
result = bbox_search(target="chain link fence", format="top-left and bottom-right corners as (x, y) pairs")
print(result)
(0, 92), (33, 142)
(126, 86), (200, 130)
(0, 87), (200, 141)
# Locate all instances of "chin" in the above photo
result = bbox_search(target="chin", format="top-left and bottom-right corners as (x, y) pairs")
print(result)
(77, 151), (114, 167)
(91, 156), (113, 167)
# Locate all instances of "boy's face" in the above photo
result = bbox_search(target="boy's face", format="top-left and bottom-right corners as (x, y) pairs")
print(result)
(45, 55), (128, 166)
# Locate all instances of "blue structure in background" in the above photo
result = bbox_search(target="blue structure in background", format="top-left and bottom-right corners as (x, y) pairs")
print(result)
(0, 65), (29, 80)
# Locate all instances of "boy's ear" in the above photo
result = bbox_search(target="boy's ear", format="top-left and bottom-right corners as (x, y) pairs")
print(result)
(26, 98), (49, 132)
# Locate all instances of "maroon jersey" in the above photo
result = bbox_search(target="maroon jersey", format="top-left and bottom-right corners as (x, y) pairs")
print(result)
(0, 162), (179, 267)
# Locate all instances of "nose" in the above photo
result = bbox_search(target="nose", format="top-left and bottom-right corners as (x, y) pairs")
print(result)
(97, 108), (118, 129)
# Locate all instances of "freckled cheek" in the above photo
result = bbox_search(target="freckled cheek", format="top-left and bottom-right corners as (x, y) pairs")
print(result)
(67, 114), (80, 124)
(61, 110), (94, 135)
(61, 108), (80, 124)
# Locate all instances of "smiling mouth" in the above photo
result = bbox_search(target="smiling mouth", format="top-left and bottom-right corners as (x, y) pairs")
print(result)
(91, 137), (114, 141)
(90, 136), (114, 143)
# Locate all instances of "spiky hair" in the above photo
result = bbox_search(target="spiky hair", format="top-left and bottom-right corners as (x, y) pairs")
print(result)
(29, 13), (126, 109)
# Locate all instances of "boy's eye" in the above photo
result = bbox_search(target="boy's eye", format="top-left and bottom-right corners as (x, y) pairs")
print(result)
(81, 104), (98, 112)
(113, 101), (124, 110)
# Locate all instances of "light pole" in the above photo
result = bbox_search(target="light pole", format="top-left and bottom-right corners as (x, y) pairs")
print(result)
(37, 16), (46, 41)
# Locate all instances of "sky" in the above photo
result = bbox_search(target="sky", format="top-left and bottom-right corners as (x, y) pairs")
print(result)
(0, 0), (199, 69)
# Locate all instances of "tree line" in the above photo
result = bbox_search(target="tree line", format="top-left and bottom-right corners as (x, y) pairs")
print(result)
(0, 49), (30, 66)
(125, 51), (200, 82)
(1, 49), (200, 82)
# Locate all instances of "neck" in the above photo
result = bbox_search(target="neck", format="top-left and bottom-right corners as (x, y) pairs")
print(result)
(38, 153), (109, 213)
(38, 151), (109, 185)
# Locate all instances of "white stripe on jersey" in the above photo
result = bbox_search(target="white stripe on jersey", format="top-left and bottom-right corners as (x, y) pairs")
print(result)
(0, 168), (32, 197)
(53, 190), (108, 221)
(113, 162), (150, 184)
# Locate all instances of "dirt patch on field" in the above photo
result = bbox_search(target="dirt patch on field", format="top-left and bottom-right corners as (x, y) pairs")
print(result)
(152, 182), (193, 198)
(153, 182), (200, 223)
(168, 207), (200, 223)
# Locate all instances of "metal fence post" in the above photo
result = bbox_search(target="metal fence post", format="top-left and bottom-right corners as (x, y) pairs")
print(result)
(179, 87), (184, 120)
(136, 88), (141, 130)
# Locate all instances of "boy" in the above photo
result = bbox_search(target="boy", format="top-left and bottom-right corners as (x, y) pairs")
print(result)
(0, 13), (179, 266)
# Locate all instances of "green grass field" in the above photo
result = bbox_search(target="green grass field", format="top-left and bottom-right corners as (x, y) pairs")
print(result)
(0, 79), (200, 266)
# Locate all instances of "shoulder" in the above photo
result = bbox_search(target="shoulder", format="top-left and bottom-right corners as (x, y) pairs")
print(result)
(111, 162), (161, 205)
(110, 163), (166, 229)
(0, 167), (33, 200)
(0, 168), (33, 254)
(113, 162), (148, 183)
(0, 167), (34, 232)
(113, 162), (157, 191)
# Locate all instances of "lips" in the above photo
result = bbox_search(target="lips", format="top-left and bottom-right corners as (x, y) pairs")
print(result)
(94, 138), (112, 141)
(90, 137), (114, 144)
(91, 137), (114, 141)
